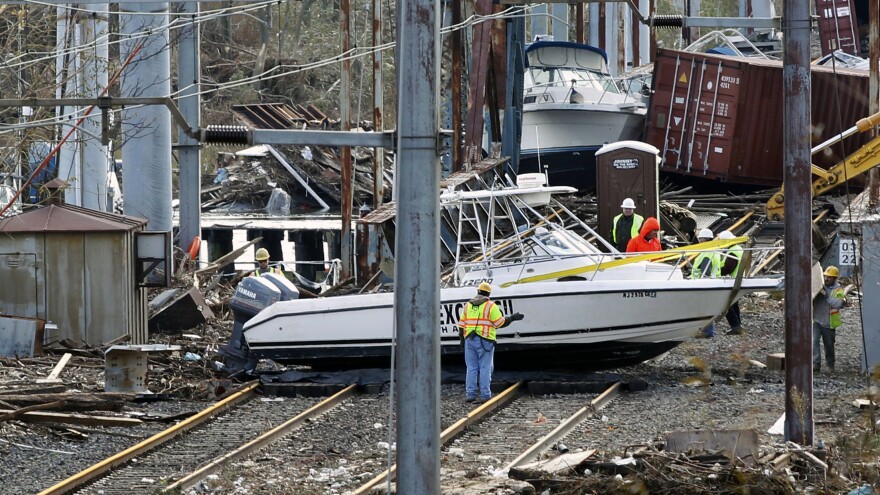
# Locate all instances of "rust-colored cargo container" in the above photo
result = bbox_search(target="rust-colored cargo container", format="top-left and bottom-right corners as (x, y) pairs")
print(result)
(815, 0), (859, 56)
(646, 49), (871, 186)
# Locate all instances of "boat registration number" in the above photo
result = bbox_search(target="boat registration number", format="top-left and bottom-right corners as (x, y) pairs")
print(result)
(622, 291), (656, 298)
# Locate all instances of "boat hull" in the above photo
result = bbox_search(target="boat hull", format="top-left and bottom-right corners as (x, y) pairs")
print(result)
(240, 278), (779, 371)
(519, 104), (646, 191)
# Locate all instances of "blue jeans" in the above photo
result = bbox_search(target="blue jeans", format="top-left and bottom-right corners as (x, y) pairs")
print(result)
(813, 322), (836, 370)
(465, 335), (495, 400)
(703, 321), (715, 337)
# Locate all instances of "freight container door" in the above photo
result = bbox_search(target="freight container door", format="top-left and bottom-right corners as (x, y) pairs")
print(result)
(815, 0), (859, 56)
(654, 55), (741, 181)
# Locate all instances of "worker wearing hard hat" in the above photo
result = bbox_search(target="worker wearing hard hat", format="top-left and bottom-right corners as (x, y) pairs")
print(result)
(718, 231), (745, 335)
(611, 198), (644, 252)
(252, 247), (283, 277)
(813, 265), (847, 373)
(458, 282), (524, 403)
(691, 228), (721, 279)
(691, 228), (720, 338)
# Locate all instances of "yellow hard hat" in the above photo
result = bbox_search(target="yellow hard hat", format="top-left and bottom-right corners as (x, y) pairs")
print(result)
(478, 282), (492, 294)
(823, 266), (840, 278)
(255, 247), (270, 261)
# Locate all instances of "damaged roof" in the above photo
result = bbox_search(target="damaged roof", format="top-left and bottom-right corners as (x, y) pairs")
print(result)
(0, 204), (147, 233)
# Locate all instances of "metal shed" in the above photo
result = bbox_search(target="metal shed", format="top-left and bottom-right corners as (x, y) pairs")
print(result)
(0, 204), (149, 345)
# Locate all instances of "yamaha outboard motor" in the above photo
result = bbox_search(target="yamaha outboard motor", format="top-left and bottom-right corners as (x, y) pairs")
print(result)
(220, 273), (299, 372)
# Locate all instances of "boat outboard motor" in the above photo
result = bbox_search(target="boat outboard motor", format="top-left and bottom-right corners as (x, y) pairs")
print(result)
(220, 274), (294, 372)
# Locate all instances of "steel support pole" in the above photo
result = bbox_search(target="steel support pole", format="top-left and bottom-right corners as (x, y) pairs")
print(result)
(576, 3), (584, 43)
(120, 2), (173, 231)
(451, 0), (463, 171)
(341, 0), (353, 278)
(177, 1), (201, 252)
(501, 14), (525, 175)
(868, 0), (879, 209)
(80, 3), (109, 211)
(551, 3), (568, 41)
(782, 0), (814, 445)
(394, 0), (441, 492)
(372, 0), (384, 206)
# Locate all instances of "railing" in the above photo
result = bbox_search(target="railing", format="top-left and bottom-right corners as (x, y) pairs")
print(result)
(449, 245), (785, 288)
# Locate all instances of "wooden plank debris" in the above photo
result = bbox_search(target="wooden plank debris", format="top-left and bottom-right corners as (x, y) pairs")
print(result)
(0, 409), (143, 427)
(0, 392), (134, 412)
(665, 429), (759, 464)
(36, 353), (72, 384)
(767, 353), (786, 370)
(508, 450), (596, 479)
(853, 399), (878, 409)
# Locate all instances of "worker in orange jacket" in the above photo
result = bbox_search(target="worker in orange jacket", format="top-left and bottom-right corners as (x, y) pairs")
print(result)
(626, 217), (662, 253)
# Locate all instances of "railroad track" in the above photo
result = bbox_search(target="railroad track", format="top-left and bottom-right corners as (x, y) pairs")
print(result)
(38, 380), (623, 494)
(37, 382), (356, 495)
(353, 381), (621, 494)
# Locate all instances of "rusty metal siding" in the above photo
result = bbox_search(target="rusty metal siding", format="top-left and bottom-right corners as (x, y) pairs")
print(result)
(0, 247), (40, 319)
(815, 0), (859, 56)
(647, 49), (870, 186)
(83, 233), (129, 344)
(44, 233), (87, 342)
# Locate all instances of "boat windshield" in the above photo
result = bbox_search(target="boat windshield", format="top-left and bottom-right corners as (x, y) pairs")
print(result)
(528, 67), (620, 94)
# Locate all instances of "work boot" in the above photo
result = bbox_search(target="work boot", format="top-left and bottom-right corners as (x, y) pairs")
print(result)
(465, 396), (476, 403)
(726, 326), (744, 336)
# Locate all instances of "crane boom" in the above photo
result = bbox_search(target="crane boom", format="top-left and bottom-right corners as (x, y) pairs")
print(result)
(766, 111), (880, 220)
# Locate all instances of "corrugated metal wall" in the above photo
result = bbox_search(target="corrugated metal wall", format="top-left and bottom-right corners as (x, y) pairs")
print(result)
(0, 231), (146, 345)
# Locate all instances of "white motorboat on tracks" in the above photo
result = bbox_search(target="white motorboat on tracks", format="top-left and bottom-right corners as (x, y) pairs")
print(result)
(220, 175), (781, 371)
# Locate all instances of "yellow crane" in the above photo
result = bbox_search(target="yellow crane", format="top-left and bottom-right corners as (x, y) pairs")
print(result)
(765, 111), (880, 221)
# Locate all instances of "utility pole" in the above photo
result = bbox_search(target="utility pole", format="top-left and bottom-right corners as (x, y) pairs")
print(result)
(340, 0), (353, 278)
(868, 0), (879, 209)
(120, 2), (173, 232)
(177, 1), (201, 251)
(372, 0), (384, 207)
(783, 0), (814, 445)
(394, 0), (441, 491)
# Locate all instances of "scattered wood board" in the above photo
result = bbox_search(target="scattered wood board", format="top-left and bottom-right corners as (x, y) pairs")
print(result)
(767, 353), (786, 370)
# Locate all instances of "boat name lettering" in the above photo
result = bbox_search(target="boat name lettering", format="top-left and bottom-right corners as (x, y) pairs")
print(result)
(237, 287), (257, 299)
(612, 158), (639, 170)
(439, 299), (515, 334)
(622, 291), (656, 298)
(461, 278), (493, 287)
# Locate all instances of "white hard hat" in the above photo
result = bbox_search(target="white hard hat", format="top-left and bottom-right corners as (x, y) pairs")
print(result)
(718, 231), (735, 240)
(620, 198), (636, 209)
(697, 228), (714, 240)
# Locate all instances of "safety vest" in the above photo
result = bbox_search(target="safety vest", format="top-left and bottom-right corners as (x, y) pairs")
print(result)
(691, 251), (721, 279)
(612, 213), (644, 244)
(460, 301), (505, 341)
(829, 287), (845, 329)
(255, 267), (283, 277)
(726, 244), (743, 276)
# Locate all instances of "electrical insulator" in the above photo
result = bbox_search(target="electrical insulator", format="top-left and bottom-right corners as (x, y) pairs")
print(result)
(652, 15), (684, 28)
(202, 125), (250, 146)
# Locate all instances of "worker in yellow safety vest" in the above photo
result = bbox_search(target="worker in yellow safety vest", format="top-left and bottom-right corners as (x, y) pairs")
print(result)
(458, 282), (523, 403)
(718, 230), (745, 335)
(813, 265), (847, 373)
(691, 228), (721, 337)
(251, 247), (284, 277)
(611, 198), (644, 252)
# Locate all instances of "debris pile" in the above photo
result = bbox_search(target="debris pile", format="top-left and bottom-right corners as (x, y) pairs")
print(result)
(509, 440), (872, 495)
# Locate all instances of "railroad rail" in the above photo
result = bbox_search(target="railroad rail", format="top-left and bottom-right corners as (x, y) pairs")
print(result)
(353, 381), (622, 494)
(37, 382), (356, 495)
(38, 379), (628, 494)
